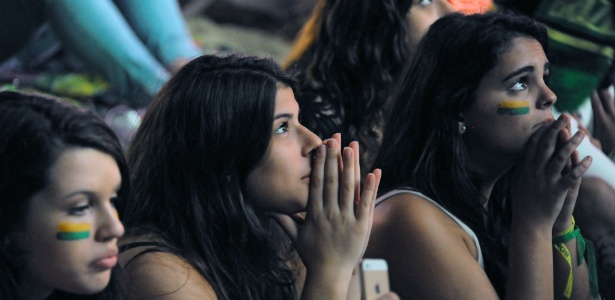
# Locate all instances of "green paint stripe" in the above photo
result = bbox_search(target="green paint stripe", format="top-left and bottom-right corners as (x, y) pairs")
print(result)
(497, 107), (529, 115)
(56, 231), (90, 241)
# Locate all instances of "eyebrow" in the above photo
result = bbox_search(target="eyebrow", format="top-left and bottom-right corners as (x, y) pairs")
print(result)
(501, 66), (534, 82)
(60, 190), (96, 201)
(273, 113), (293, 120)
(501, 62), (550, 83)
(59, 183), (122, 201)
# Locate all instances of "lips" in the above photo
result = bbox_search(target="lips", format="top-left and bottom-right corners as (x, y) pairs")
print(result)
(93, 248), (118, 269)
(301, 171), (311, 180)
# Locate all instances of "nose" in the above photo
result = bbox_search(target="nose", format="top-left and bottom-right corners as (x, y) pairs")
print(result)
(537, 83), (557, 109)
(300, 125), (323, 157)
(95, 203), (125, 242)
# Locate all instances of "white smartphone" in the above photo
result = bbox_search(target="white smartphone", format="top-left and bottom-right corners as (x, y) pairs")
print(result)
(360, 259), (390, 300)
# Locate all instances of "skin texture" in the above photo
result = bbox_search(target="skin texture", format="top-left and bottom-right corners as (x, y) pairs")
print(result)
(367, 37), (593, 299)
(462, 38), (556, 176)
(591, 86), (615, 156)
(576, 176), (615, 299)
(15, 148), (124, 299)
(406, 0), (456, 49)
(245, 86), (322, 215)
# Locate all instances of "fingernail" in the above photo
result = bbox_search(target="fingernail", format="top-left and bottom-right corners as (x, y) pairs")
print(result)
(327, 139), (336, 149)
(318, 144), (325, 155)
(344, 147), (353, 158)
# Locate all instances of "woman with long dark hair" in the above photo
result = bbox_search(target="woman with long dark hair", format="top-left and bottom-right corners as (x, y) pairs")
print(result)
(0, 91), (127, 299)
(367, 13), (597, 299)
(284, 0), (460, 171)
(119, 54), (386, 299)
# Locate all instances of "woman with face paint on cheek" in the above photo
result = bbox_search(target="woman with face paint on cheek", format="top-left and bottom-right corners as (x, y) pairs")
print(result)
(0, 91), (128, 299)
(367, 13), (596, 299)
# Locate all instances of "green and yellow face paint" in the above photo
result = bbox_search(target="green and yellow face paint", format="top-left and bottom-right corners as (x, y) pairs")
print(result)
(57, 222), (91, 241)
(497, 100), (530, 115)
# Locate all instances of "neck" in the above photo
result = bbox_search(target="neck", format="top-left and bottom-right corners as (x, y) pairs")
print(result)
(468, 156), (516, 206)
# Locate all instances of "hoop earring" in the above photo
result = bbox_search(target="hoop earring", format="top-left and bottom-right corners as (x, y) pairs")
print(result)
(458, 122), (467, 134)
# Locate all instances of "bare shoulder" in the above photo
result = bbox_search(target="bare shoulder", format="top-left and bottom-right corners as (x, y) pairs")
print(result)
(365, 192), (497, 299)
(121, 248), (217, 299)
(370, 192), (465, 242)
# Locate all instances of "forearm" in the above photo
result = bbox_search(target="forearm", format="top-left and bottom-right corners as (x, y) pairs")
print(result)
(507, 223), (554, 300)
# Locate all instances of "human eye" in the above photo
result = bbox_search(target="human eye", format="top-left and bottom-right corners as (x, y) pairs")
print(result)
(69, 202), (91, 216)
(417, 0), (432, 5)
(508, 79), (527, 91)
(275, 121), (289, 134)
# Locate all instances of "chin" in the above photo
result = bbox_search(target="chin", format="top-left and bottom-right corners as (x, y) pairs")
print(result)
(64, 272), (111, 295)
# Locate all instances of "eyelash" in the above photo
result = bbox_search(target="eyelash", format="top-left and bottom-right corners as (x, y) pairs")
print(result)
(275, 122), (289, 134)
(69, 203), (91, 216)
(509, 79), (528, 91)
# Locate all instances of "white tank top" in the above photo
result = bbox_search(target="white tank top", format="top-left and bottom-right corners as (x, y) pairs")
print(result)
(376, 188), (485, 268)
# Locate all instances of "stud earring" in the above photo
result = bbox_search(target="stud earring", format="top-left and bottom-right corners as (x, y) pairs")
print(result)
(458, 122), (467, 134)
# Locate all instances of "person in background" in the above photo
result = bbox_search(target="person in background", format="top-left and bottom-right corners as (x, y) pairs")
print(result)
(0, 91), (127, 299)
(0, 0), (202, 101)
(284, 0), (460, 171)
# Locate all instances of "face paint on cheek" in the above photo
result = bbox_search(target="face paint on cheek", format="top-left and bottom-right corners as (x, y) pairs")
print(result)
(57, 222), (91, 241)
(498, 101), (530, 116)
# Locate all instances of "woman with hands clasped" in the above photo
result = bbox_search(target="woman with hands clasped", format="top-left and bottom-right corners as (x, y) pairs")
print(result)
(119, 54), (393, 299)
(366, 13), (597, 299)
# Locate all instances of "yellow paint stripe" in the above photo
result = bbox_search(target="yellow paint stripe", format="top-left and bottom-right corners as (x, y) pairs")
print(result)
(498, 101), (529, 109)
(58, 222), (91, 232)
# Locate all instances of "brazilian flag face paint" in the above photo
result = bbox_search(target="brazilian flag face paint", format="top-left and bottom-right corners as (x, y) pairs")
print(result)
(56, 222), (91, 241)
(497, 101), (530, 115)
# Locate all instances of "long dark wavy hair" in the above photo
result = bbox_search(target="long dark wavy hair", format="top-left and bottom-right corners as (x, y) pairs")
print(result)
(283, 0), (413, 170)
(123, 55), (298, 299)
(373, 12), (549, 296)
(0, 91), (128, 300)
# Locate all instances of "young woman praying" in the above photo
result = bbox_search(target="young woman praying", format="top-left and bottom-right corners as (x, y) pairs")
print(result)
(118, 54), (392, 300)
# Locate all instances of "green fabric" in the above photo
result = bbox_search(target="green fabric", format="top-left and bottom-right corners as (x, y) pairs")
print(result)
(536, 0), (615, 46)
(533, 0), (615, 113)
(546, 26), (613, 111)
(552, 226), (601, 299)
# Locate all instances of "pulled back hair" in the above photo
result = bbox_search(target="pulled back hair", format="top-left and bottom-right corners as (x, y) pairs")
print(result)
(0, 91), (128, 299)
(123, 55), (297, 299)
(283, 0), (412, 169)
(373, 12), (548, 296)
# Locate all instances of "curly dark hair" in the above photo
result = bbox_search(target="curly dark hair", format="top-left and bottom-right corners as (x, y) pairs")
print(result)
(284, 0), (413, 171)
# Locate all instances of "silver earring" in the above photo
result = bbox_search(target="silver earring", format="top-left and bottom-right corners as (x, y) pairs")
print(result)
(458, 122), (466, 134)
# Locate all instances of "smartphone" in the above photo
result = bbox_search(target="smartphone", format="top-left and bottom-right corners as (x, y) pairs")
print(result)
(360, 259), (390, 300)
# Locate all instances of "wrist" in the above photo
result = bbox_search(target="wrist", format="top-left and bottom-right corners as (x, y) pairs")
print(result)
(302, 270), (352, 299)
(553, 216), (574, 235)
